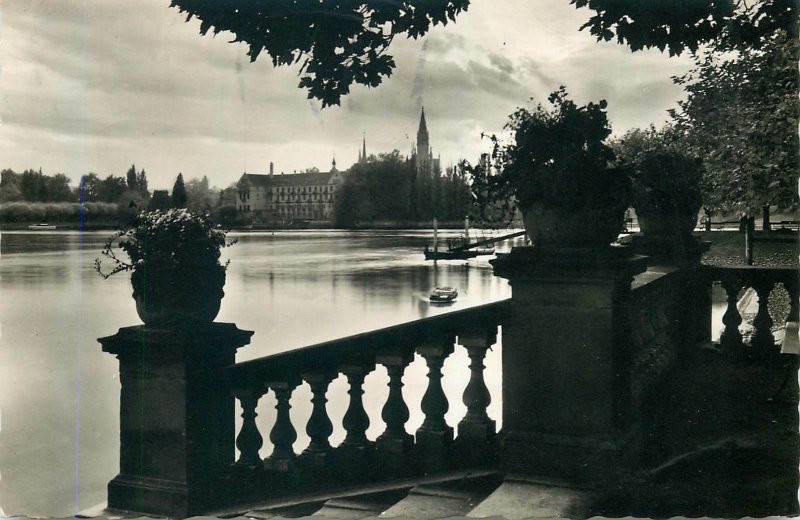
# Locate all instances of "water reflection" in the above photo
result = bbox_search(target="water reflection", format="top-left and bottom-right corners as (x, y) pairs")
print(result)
(0, 229), (510, 517)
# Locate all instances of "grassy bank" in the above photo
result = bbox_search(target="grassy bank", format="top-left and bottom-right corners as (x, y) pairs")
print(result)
(700, 230), (798, 268)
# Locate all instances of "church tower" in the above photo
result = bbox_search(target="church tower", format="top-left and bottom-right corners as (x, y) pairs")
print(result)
(415, 107), (430, 172)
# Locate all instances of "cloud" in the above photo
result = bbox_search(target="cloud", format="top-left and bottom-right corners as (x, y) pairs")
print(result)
(489, 53), (514, 74)
(0, 0), (694, 189)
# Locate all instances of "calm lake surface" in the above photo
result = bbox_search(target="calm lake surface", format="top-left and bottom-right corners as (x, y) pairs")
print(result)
(0, 229), (524, 517)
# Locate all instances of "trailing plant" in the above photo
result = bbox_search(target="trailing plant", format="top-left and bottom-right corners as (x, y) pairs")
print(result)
(95, 209), (235, 305)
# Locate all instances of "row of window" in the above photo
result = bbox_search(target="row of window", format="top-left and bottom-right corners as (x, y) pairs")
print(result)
(249, 185), (335, 194)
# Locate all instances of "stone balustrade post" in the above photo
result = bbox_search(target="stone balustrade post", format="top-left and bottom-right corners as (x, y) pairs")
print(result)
(99, 323), (253, 517)
(415, 334), (455, 470)
(456, 327), (497, 442)
(492, 246), (647, 484)
(376, 346), (415, 472)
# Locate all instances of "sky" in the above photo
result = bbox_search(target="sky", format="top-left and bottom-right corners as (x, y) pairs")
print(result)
(0, 1), (694, 190)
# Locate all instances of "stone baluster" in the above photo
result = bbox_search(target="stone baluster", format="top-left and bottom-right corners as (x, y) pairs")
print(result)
(233, 386), (267, 468)
(264, 377), (301, 472)
(339, 363), (375, 450)
(301, 371), (337, 467)
(720, 275), (744, 351)
(415, 335), (455, 468)
(376, 348), (415, 458)
(751, 278), (776, 353)
(457, 328), (497, 442)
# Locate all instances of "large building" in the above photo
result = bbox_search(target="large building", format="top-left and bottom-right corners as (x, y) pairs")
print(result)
(236, 159), (344, 223)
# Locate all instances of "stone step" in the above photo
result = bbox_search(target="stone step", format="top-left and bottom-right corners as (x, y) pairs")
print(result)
(467, 475), (592, 519)
(211, 468), (500, 519)
(379, 472), (504, 519)
(313, 488), (410, 519)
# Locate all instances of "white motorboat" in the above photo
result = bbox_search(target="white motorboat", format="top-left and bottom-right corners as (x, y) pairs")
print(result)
(429, 286), (458, 302)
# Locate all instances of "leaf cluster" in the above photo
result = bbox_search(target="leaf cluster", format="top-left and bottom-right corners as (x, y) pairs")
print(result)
(669, 29), (799, 214)
(612, 126), (702, 219)
(170, 0), (469, 107)
(573, 0), (797, 56)
(467, 87), (629, 226)
(95, 208), (234, 281)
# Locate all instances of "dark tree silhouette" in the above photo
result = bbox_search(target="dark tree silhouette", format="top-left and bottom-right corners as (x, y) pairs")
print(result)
(148, 190), (172, 211)
(136, 169), (150, 198)
(572, 0), (796, 55)
(172, 173), (188, 209)
(126, 164), (137, 191)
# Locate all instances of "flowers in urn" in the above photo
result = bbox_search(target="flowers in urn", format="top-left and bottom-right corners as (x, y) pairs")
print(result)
(95, 209), (235, 327)
(466, 87), (631, 248)
(612, 125), (703, 237)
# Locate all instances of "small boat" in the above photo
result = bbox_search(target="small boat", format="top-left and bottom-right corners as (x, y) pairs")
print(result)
(28, 223), (56, 230)
(424, 248), (493, 261)
(429, 286), (458, 302)
(423, 217), (497, 261)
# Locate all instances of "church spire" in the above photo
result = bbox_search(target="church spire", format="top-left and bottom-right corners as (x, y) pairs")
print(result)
(331, 152), (337, 171)
(415, 106), (430, 172)
(417, 106), (429, 148)
(360, 132), (367, 164)
(362, 132), (367, 159)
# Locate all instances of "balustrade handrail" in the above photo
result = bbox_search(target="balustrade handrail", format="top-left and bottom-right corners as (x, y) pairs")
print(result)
(704, 264), (798, 279)
(225, 298), (511, 384)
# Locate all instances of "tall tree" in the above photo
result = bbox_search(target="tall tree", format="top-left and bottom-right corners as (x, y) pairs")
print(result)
(670, 29), (799, 216)
(80, 173), (102, 202)
(186, 175), (216, 213)
(136, 169), (150, 198)
(0, 169), (22, 202)
(98, 175), (128, 203)
(172, 173), (188, 209)
(47, 174), (74, 202)
(126, 164), (138, 191)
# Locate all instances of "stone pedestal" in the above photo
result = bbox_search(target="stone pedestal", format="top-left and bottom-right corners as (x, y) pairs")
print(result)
(100, 323), (253, 517)
(492, 246), (647, 484)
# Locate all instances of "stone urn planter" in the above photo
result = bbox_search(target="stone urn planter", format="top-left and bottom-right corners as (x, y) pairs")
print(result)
(522, 200), (627, 249)
(465, 88), (630, 251)
(131, 266), (225, 327)
(96, 209), (233, 328)
(615, 129), (703, 239)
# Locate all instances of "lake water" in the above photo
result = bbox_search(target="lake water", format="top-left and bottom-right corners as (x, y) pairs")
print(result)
(0, 229), (524, 517)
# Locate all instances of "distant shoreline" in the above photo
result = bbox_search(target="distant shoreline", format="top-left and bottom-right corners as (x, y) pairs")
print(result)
(0, 219), (474, 232)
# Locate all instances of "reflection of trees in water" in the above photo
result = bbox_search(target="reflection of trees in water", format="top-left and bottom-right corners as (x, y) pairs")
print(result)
(4, 261), (70, 286)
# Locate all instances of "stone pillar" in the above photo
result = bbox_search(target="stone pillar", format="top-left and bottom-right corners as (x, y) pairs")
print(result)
(492, 246), (647, 484)
(100, 323), (253, 517)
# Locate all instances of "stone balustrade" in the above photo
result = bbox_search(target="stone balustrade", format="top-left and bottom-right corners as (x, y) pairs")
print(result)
(706, 265), (799, 355)
(97, 240), (798, 518)
(222, 300), (508, 507)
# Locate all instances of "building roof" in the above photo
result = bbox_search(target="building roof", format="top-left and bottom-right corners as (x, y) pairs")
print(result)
(238, 170), (341, 187)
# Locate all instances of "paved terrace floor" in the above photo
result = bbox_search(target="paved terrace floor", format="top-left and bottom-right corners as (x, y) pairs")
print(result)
(593, 346), (799, 518)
